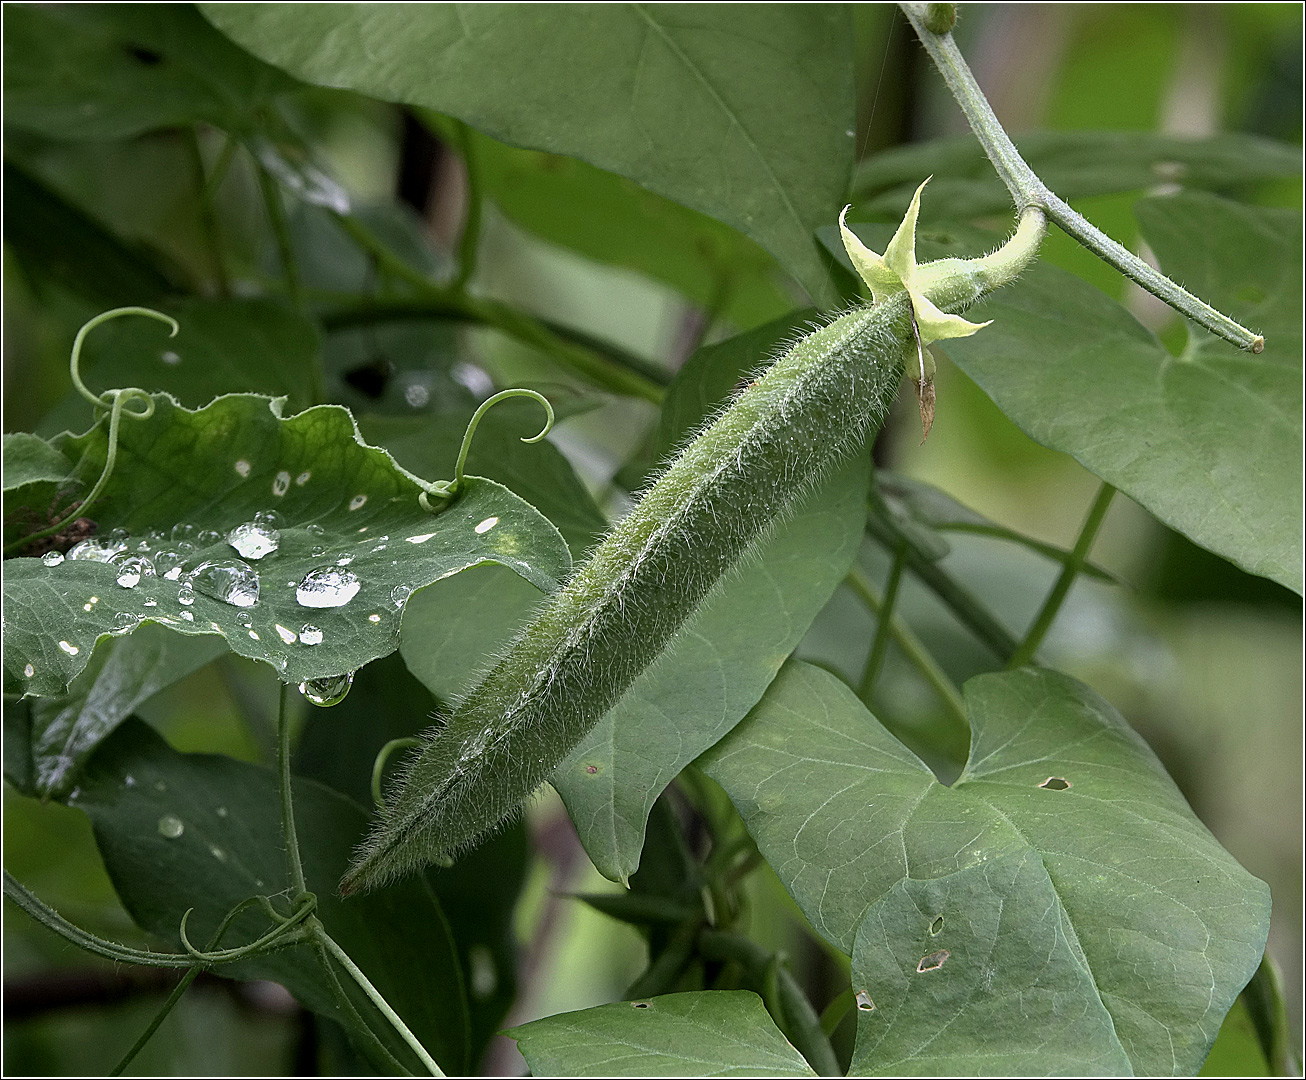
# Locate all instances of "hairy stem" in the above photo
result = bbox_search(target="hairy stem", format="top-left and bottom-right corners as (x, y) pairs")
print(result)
(1008, 482), (1116, 669)
(899, 2), (1263, 353)
(3, 871), (194, 969)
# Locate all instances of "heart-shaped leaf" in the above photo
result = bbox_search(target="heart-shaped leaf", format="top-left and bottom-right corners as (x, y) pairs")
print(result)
(508, 991), (818, 1077)
(700, 662), (1270, 1075)
(943, 193), (1302, 594)
(4, 394), (570, 697)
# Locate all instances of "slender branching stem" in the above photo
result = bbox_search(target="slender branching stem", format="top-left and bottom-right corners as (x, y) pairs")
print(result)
(317, 929), (445, 1077)
(858, 540), (907, 703)
(329, 213), (664, 401)
(110, 969), (201, 1076)
(899, 2), (1264, 353)
(1008, 482), (1116, 669)
(188, 127), (231, 298)
(3, 871), (194, 969)
(257, 162), (306, 314)
(451, 120), (483, 292)
(845, 566), (969, 730)
(277, 681), (308, 897)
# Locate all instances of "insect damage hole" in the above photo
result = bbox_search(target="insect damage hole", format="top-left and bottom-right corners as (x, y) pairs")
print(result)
(1040, 776), (1071, 790)
(855, 990), (875, 1012)
(916, 949), (949, 973)
(632, 1002), (650, 1009)
(929, 915), (944, 935)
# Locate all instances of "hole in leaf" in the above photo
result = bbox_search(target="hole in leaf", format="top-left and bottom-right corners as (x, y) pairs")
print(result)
(124, 44), (163, 66)
(584, 764), (599, 774)
(632, 1002), (649, 1009)
(1040, 777), (1070, 790)
(916, 949), (949, 973)
(855, 990), (875, 1012)
(929, 915), (943, 935)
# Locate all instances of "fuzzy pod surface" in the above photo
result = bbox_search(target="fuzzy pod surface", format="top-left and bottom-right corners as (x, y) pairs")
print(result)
(342, 293), (914, 894)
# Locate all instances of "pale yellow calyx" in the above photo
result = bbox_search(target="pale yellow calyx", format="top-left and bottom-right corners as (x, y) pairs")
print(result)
(839, 178), (991, 346)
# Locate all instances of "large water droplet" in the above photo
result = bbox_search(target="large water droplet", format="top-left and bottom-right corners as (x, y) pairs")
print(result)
(177, 584), (196, 605)
(114, 555), (155, 589)
(112, 611), (141, 633)
(157, 814), (185, 839)
(299, 625), (323, 646)
(188, 560), (260, 608)
(227, 521), (280, 560)
(306, 523), (325, 536)
(196, 529), (222, 545)
(67, 536), (126, 563)
(41, 551), (64, 567)
(296, 567), (360, 609)
(299, 672), (354, 707)
(155, 549), (186, 580)
(171, 523), (198, 544)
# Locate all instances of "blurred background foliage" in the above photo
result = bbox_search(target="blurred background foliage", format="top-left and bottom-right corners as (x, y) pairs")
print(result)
(3, 3), (1301, 1075)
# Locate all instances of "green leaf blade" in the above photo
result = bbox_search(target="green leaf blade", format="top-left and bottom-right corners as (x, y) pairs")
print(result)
(701, 662), (1271, 1075)
(943, 194), (1302, 594)
(508, 990), (818, 1077)
(4, 394), (570, 696)
(200, 3), (855, 303)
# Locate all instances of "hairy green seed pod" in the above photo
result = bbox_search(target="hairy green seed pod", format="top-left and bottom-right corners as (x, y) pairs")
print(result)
(341, 293), (915, 894)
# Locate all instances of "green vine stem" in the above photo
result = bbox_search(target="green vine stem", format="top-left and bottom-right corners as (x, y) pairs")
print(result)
(328, 213), (665, 402)
(275, 684), (441, 1072)
(3, 870), (194, 968)
(417, 388), (554, 512)
(178, 892), (316, 963)
(5, 307), (176, 556)
(864, 512), (1020, 661)
(373, 737), (424, 806)
(845, 566), (969, 731)
(1008, 482), (1116, 669)
(318, 929), (445, 1077)
(697, 929), (840, 1077)
(451, 120), (483, 292)
(899, 2), (1264, 353)
(110, 969), (202, 1076)
(312, 939), (414, 1076)
(256, 160), (306, 313)
(858, 539), (908, 703)
(188, 127), (231, 299)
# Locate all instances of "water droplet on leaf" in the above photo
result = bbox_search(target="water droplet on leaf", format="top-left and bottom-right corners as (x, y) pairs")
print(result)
(296, 567), (360, 609)
(112, 611), (141, 633)
(299, 672), (355, 707)
(157, 814), (184, 839)
(391, 585), (411, 607)
(114, 555), (154, 589)
(188, 560), (260, 608)
(299, 625), (323, 646)
(177, 584), (196, 605)
(67, 537), (126, 563)
(41, 551), (64, 567)
(227, 520), (280, 560)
